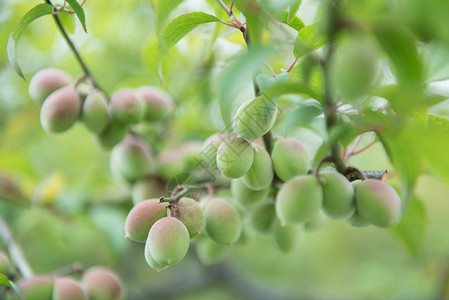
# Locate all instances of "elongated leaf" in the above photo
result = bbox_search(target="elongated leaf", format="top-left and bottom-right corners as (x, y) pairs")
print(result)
(289, 1), (302, 22)
(156, 12), (220, 81)
(293, 24), (328, 59)
(392, 196), (427, 258)
(0, 274), (9, 287)
(7, 3), (53, 80)
(218, 47), (274, 126)
(66, 0), (87, 32)
(155, 0), (184, 36)
(278, 10), (305, 32)
(423, 42), (449, 83)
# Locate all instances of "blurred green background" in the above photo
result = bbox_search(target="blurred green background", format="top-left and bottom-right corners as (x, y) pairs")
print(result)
(1, 0), (449, 299)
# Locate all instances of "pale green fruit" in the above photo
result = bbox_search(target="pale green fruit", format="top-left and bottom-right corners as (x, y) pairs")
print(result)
(135, 86), (173, 122)
(200, 133), (235, 170)
(356, 179), (401, 227)
(29, 68), (71, 104)
(275, 175), (323, 225)
(234, 97), (278, 139)
(347, 180), (371, 228)
(156, 148), (187, 181)
(250, 203), (276, 234)
(110, 135), (153, 182)
(124, 199), (168, 242)
(83, 267), (124, 300)
(230, 179), (270, 207)
(216, 137), (254, 178)
(6, 276), (53, 300)
(271, 137), (309, 181)
(40, 85), (81, 133)
(195, 236), (228, 265)
(144, 243), (169, 272)
(204, 198), (242, 245)
(109, 88), (143, 124)
(81, 89), (109, 133)
(95, 119), (128, 149)
(320, 171), (356, 219)
(146, 217), (190, 266)
(53, 277), (88, 300)
(241, 144), (273, 190)
(174, 197), (206, 238)
(273, 220), (304, 254)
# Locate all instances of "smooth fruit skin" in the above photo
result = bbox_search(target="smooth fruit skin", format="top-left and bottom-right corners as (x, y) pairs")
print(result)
(174, 197), (206, 238)
(109, 88), (143, 124)
(83, 267), (123, 300)
(125, 199), (168, 242)
(271, 137), (309, 181)
(80, 89), (109, 133)
(144, 244), (169, 271)
(40, 85), (81, 133)
(356, 179), (401, 227)
(0, 251), (10, 275)
(204, 198), (242, 245)
(7, 276), (53, 300)
(250, 203), (276, 234)
(273, 220), (304, 254)
(29, 68), (71, 104)
(200, 133), (234, 170)
(95, 119), (128, 149)
(135, 86), (173, 122)
(275, 175), (323, 225)
(230, 179), (270, 207)
(131, 177), (166, 205)
(241, 144), (274, 191)
(53, 277), (88, 300)
(320, 171), (356, 219)
(234, 97), (278, 139)
(146, 217), (190, 266)
(110, 135), (153, 182)
(216, 137), (254, 178)
(347, 180), (371, 228)
(195, 236), (228, 265)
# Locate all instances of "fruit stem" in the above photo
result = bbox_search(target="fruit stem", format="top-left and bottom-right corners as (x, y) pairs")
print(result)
(45, 0), (108, 97)
(0, 216), (34, 278)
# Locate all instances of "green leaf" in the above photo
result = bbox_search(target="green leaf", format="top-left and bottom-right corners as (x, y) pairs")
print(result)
(289, 1), (302, 23)
(155, 0), (184, 36)
(375, 25), (423, 87)
(423, 42), (449, 83)
(156, 12), (220, 81)
(66, 0), (87, 32)
(7, 3), (53, 80)
(0, 274), (10, 287)
(278, 10), (305, 32)
(218, 47), (274, 126)
(293, 24), (328, 59)
(392, 197), (427, 258)
(59, 11), (75, 34)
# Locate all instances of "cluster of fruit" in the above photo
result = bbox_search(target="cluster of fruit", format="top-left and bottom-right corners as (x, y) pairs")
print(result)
(28, 68), (173, 148)
(0, 251), (123, 300)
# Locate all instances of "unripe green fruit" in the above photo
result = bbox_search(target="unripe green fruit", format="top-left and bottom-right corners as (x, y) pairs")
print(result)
(80, 89), (109, 133)
(273, 220), (304, 254)
(195, 236), (228, 265)
(83, 266), (124, 300)
(53, 277), (88, 300)
(131, 177), (166, 205)
(0, 251), (10, 275)
(109, 88), (143, 124)
(230, 179), (270, 207)
(304, 211), (327, 231)
(241, 144), (273, 190)
(275, 175), (323, 225)
(144, 243), (169, 271)
(234, 97), (278, 139)
(356, 179), (401, 227)
(40, 85), (81, 133)
(178, 141), (203, 169)
(271, 137), (309, 181)
(156, 148), (187, 181)
(29, 68), (71, 104)
(250, 203), (276, 234)
(216, 137), (254, 178)
(146, 216), (190, 266)
(95, 119), (128, 149)
(174, 197), (206, 238)
(110, 135), (152, 182)
(7, 276), (53, 300)
(200, 133), (235, 170)
(320, 171), (356, 219)
(125, 199), (168, 242)
(204, 198), (242, 245)
(347, 180), (371, 228)
(135, 86), (173, 122)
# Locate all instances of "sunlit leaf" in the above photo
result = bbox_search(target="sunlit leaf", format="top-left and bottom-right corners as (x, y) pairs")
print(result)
(293, 24), (329, 59)
(59, 10), (75, 34)
(66, 0), (87, 32)
(155, 0), (184, 36)
(289, 0), (302, 22)
(423, 42), (449, 83)
(6, 3), (53, 80)
(278, 10), (305, 32)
